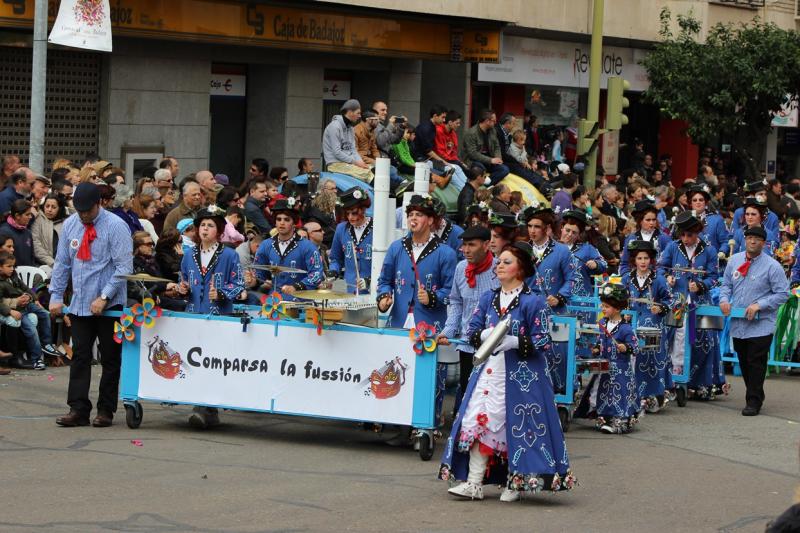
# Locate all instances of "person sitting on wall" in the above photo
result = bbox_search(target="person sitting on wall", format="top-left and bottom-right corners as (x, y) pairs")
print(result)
(322, 99), (374, 183)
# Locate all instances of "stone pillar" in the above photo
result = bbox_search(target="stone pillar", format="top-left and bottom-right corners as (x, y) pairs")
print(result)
(388, 59), (422, 126)
(765, 127), (778, 179)
(284, 58), (324, 172)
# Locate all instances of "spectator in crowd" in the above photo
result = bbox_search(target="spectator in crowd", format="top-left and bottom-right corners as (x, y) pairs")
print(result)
(524, 113), (541, 157)
(551, 129), (565, 163)
(249, 158), (269, 181)
(303, 220), (330, 275)
(354, 110), (381, 167)
(31, 193), (67, 272)
(0, 250), (60, 370)
(1, 155), (21, 187)
(133, 194), (159, 244)
(269, 167), (289, 187)
(0, 170), (32, 216)
(154, 168), (173, 190)
(221, 206), (245, 247)
(0, 199), (35, 266)
(244, 179), (271, 234)
(552, 174), (578, 216)
(462, 109), (509, 185)
(489, 183), (513, 215)
(297, 158), (315, 176)
(163, 181), (203, 233)
(159, 156), (180, 180)
(494, 112), (515, 165)
(434, 110), (466, 172)
(236, 232), (263, 267)
(155, 229), (183, 283)
(51, 182), (133, 428)
(78, 166), (102, 184)
(109, 184), (144, 234)
(30, 175), (50, 208)
(305, 189), (337, 247)
(392, 125), (417, 176)
(457, 165), (487, 226)
(322, 99), (373, 183)
(127, 230), (183, 310)
(372, 100), (405, 158)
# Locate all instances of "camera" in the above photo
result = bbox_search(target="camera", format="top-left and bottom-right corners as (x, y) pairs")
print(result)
(395, 115), (407, 124)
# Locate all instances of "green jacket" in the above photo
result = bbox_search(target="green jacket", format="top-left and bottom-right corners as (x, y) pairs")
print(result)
(392, 139), (416, 168)
(0, 272), (33, 316)
(461, 124), (501, 168)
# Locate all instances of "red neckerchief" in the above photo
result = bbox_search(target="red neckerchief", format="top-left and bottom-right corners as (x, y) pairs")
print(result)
(465, 252), (494, 288)
(77, 223), (97, 261)
(738, 254), (756, 277)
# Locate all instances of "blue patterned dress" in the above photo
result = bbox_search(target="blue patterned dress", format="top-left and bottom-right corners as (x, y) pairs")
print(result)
(181, 244), (244, 315)
(568, 242), (606, 358)
(254, 233), (325, 299)
(438, 285), (576, 493)
(329, 218), (373, 294)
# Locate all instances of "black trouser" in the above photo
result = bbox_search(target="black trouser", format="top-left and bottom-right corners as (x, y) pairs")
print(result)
(453, 350), (474, 414)
(733, 334), (773, 409)
(67, 307), (122, 416)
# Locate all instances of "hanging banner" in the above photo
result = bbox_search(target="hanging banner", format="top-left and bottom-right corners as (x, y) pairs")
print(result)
(48, 0), (113, 52)
(601, 130), (619, 175)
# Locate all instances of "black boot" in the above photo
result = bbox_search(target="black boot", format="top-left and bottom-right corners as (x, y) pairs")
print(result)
(11, 353), (34, 369)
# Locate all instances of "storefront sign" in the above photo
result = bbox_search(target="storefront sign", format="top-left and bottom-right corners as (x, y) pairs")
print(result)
(1, 1), (501, 62)
(771, 96), (798, 128)
(48, 0), (112, 52)
(478, 36), (650, 92)
(136, 317), (419, 425)
(323, 79), (351, 101)
(210, 74), (246, 97)
(451, 28), (502, 63)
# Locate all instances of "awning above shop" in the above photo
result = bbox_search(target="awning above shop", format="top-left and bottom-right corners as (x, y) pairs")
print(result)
(0, 0), (503, 62)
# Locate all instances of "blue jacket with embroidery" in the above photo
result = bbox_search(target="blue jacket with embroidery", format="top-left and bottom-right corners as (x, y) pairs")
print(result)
(180, 245), (244, 315)
(254, 233), (324, 298)
(329, 219), (373, 294)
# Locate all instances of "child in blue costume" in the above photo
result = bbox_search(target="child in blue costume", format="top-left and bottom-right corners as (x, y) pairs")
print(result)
(253, 198), (324, 299)
(377, 194), (457, 426)
(574, 282), (642, 434)
(440, 243), (576, 501)
(176, 206), (245, 430)
(731, 198), (779, 256)
(560, 209), (606, 360)
(329, 187), (373, 294)
(657, 211), (728, 400)
(178, 206), (245, 316)
(622, 240), (675, 413)
(521, 206), (577, 393)
(687, 185), (731, 257)
(619, 200), (674, 277)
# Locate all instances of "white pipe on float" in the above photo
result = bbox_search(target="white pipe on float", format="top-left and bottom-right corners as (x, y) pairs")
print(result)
(370, 158), (391, 298)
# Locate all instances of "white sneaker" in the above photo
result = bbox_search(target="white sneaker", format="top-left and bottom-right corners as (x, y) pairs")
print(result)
(448, 482), (484, 500)
(500, 488), (521, 502)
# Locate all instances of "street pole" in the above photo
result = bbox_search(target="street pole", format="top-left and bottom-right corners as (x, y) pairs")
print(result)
(29, 0), (48, 174)
(584, 0), (604, 192)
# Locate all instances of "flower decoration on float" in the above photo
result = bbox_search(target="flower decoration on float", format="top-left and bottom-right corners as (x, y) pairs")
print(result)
(113, 314), (136, 344)
(260, 292), (285, 320)
(130, 297), (162, 329)
(409, 321), (437, 354)
(307, 308), (323, 336)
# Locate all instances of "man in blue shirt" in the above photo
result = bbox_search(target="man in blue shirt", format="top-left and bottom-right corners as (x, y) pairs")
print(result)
(50, 183), (133, 427)
(437, 225), (499, 414)
(0, 169), (31, 216)
(720, 226), (789, 416)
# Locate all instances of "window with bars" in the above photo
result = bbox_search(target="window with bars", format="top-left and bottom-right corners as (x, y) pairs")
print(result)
(0, 46), (100, 172)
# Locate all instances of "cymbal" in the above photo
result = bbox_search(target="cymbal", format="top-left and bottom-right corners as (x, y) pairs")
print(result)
(292, 289), (353, 301)
(245, 264), (307, 274)
(667, 266), (706, 274)
(120, 273), (173, 283)
(630, 297), (659, 306)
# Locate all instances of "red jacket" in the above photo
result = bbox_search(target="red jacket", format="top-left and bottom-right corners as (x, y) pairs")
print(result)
(434, 124), (459, 161)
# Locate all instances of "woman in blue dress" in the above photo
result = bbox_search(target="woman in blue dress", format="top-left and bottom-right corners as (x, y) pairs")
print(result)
(622, 240), (674, 413)
(687, 184), (731, 257)
(439, 243), (576, 501)
(619, 200), (673, 277)
(657, 211), (726, 400)
(522, 206), (577, 393)
(731, 198), (779, 256)
(176, 206), (245, 429)
(574, 282), (642, 434)
(329, 187), (373, 294)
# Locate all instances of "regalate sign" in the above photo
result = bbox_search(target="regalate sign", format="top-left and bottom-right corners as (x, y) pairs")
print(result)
(478, 36), (650, 92)
(135, 316), (419, 425)
(1, 0), (501, 62)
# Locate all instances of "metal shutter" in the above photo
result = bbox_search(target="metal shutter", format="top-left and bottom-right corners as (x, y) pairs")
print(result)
(0, 46), (100, 171)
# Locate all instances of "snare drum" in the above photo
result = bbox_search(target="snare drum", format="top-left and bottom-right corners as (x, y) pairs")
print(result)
(636, 327), (663, 351)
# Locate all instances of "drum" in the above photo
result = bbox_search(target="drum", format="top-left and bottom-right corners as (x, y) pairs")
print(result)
(696, 314), (725, 330)
(636, 327), (662, 351)
(664, 311), (684, 328)
(549, 321), (571, 342)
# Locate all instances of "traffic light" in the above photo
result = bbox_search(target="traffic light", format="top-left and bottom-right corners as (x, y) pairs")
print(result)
(578, 119), (599, 157)
(606, 76), (630, 130)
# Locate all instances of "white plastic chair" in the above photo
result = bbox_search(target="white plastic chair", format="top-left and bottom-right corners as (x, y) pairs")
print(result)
(16, 266), (48, 289)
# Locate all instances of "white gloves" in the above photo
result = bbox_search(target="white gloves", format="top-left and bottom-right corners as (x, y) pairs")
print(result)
(480, 327), (494, 342)
(356, 278), (367, 290)
(494, 335), (519, 354)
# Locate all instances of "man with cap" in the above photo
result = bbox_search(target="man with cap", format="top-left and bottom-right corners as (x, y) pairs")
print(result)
(437, 225), (499, 415)
(322, 99), (374, 183)
(657, 210), (725, 401)
(330, 187), (373, 294)
(720, 226), (788, 416)
(253, 197), (324, 298)
(732, 180), (780, 235)
(522, 205), (578, 392)
(49, 183), (133, 427)
(619, 199), (674, 277)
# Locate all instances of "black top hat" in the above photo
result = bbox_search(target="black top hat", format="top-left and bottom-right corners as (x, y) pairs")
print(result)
(687, 184), (712, 201)
(405, 194), (437, 217)
(673, 210), (703, 232)
(193, 204), (227, 226)
(599, 282), (629, 304)
(272, 197), (301, 218)
(460, 225), (491, 241)
(561, 209), (589, 228)
(466, 202), (490, 218)
(742, 197), (768, 210)
(743, 180), (766, 194)
(743, 226), (767, 240)
(431, 196), (447, 218)
(488, 211), (518, 229)
(521, 205), (554, 223)
(627, 239), (657, 257)
(632, 199), (659, 215)
(338, 187), (370, 210)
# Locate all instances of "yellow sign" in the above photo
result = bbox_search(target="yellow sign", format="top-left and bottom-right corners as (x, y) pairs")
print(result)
(0, 0), (501, 62)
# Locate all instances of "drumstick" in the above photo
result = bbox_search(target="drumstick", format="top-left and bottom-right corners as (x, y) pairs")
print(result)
(351, 241), (360, 296)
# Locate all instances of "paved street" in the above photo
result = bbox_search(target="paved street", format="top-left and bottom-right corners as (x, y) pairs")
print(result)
(1, 367), (798, 533)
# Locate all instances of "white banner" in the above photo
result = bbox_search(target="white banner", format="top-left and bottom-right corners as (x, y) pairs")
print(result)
(601, 130), (620, 175)
(48, 0), (113, 52)
(137, 317), (418, 425)
(478, 36), (649, 92)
